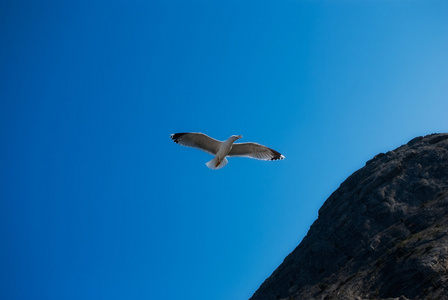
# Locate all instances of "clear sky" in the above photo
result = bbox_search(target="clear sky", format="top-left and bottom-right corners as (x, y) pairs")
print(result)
(1, 1), (447, 299)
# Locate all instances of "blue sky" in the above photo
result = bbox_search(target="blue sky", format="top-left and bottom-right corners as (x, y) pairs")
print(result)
(1, 1), (447, 299)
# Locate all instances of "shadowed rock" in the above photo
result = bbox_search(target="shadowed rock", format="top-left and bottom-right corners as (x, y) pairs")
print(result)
(251, 133), (448, 300)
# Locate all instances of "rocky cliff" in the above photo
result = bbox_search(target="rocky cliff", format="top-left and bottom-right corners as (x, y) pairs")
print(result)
(251, 133), (448, 300)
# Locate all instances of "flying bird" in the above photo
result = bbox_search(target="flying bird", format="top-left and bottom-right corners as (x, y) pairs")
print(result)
(170, 132), (285, 170)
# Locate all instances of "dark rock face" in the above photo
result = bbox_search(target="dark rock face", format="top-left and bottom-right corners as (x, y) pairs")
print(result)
(251, 133), (448, 300)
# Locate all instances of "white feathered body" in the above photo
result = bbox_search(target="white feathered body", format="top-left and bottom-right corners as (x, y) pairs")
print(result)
(205, 136), (239, 170)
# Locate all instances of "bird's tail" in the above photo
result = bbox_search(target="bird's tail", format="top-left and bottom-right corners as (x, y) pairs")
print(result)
(206, 157), (228, 170)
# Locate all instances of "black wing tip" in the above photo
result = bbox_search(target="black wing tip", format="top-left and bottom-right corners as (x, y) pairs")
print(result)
(270, 155), (285, 161)
(170, 132), (188, 143)
(269, 149), (285, 161)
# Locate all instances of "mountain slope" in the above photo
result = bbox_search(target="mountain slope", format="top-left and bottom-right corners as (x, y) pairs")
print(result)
(251, 133), (448, 300)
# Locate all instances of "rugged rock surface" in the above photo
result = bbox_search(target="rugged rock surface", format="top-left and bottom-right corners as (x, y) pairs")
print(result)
(251, 133), (448, 300)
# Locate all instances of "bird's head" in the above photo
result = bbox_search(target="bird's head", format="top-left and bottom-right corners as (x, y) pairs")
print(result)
(231, 135), (243, 141)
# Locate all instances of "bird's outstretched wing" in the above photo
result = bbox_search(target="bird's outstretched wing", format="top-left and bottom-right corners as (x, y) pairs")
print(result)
(170, 132), (221, 155)
(228, 142), (285, 161)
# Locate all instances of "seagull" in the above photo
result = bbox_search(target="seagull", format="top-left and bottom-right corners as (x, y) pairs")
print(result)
(170, 132), (285, 169)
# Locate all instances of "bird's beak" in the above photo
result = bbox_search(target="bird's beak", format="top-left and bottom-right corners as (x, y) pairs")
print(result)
(237, 135), (243, 139)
